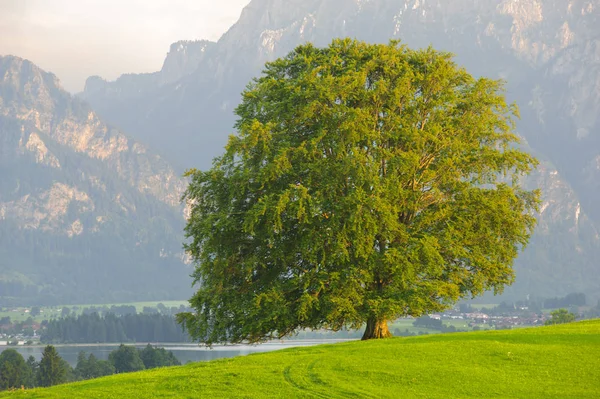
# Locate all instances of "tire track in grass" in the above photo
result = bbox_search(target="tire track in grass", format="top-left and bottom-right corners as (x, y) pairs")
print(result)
(305, 359), (367, 399)
(283, 358), (379, 399)
(283, 362), (330, 399)
(309, 360), (380, 399)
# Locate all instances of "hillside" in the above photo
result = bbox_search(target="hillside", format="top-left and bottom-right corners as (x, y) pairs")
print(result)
(0, 56), (192, 305)
(2, 320), (599, 398)
(79, 0), (600, 301)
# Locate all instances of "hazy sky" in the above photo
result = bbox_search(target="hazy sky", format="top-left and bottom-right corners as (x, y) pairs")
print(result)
(0, 0), (250, 92)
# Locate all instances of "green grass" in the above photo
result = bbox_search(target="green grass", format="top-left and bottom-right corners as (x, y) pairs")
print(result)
(2, 320), (599, 398)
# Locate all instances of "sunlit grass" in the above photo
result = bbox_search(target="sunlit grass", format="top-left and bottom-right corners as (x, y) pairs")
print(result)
(1, 320), (598, 398)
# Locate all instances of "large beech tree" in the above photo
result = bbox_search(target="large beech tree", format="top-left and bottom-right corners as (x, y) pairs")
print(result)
(178, 39), (539, 343)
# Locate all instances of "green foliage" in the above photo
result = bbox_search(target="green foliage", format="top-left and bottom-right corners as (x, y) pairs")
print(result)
(37, 346), (67, 388)
(24, 356), (38, 388)
(74, 345), (179, 381)
(75, 352), (115, 381)
(413, 316), (443, 330)
(40, 312), (189, 344)
(2, 321), (599, 398)
(0, 349), (29, 390)
(545, 308), (577, 325)
(108, 345), (145, 374)
(139, 344), (181, 369)
(180, 39), (539, 344)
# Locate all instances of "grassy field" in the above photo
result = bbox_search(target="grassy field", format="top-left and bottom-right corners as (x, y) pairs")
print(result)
(1, 320), (598, 398)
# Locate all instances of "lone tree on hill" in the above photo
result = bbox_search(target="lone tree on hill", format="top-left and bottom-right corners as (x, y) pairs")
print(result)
(178, 39), (539, 343)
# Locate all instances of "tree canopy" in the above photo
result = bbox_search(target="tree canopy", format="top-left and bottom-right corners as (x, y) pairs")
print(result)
(0, 349), (29, 390)
(37, 345), (67, 387)
(545, 309), (577, 325)
(178, 39), (539, 343)
(108, 345), (145, 374)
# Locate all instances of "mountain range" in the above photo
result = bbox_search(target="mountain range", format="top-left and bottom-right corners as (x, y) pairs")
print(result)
(0, 56), (191, 305)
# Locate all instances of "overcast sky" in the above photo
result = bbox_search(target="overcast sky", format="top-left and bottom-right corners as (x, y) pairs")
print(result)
(0, 0), (250, 93)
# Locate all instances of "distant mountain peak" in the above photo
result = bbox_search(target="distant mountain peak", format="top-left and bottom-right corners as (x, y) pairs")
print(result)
(160, 40), (216, 85)
(168, 39), (213, 54)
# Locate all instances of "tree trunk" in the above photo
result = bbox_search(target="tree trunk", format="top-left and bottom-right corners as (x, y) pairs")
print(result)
(361, 316), (392, 340)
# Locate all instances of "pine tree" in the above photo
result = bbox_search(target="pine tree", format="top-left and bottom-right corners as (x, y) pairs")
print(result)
(25, 356), (38, 388)
(0, 349), (28, 390)
(37, 345), (66, 387)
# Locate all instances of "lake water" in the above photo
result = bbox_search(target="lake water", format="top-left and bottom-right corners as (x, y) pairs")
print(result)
(0, 340), (351, 367)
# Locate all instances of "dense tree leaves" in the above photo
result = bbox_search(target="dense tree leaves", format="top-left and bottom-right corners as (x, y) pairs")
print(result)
(37, 346), (67, 387)
(545, 309), (577, 325)
(74, 352), (115, 381)
(0, 349), (29, 390)
(40, 313), (189, 344)
(1, 345), (178, 390)
(179, 39), (539, 343)
(24, 356), (38, 388)
(108, 345), (145, 374)
(139, 344), (181, 369)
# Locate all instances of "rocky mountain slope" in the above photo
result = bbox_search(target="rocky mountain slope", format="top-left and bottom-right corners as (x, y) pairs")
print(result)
(81, 40), (217, 167)
(81, 0), (599, 302)
(0, 56), (192, 305)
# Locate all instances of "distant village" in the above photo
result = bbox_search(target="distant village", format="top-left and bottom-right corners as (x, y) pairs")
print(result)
(427, 307), (547, 330)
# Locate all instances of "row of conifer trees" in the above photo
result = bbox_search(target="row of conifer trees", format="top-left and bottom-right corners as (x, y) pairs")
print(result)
(0, 344), (180, 391)
(0, 345), (67, 390)
(40, 312), (189, 343)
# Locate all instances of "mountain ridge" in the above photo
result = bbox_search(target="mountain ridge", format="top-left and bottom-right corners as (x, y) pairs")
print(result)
(0, 55), (191, 305)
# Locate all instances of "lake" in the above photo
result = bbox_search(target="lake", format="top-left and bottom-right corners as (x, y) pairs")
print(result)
(0, 340), (351, 366)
